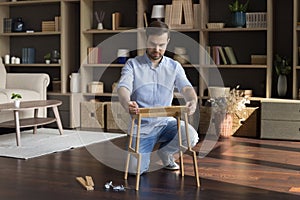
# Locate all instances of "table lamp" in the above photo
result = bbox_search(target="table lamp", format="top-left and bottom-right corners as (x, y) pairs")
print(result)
(151, 5), (165, 21)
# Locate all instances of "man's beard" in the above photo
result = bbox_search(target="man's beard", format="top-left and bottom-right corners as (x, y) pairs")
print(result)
(147, 49), (162, 61)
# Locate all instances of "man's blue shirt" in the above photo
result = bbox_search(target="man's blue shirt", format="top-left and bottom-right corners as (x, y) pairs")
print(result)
(118, 53), (192, 133)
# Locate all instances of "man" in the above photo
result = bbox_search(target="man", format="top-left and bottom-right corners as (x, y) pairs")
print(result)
(117, 21), (199, 174)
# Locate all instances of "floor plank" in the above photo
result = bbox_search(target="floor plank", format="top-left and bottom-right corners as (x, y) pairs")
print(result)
(0, 135), (299, 199)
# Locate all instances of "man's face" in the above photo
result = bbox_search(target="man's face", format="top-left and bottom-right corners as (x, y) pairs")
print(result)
(146, 33), (169, 61)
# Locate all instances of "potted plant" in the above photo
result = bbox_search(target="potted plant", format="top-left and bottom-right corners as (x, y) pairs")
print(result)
(11, 93), (22, 107)
(229, 0), (249, 27)
(44, 53), (51, 64)
(274, 54), (291, 97)
(208, 85), (250, 138)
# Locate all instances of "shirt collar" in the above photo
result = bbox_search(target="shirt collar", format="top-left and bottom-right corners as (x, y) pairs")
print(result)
(143, 53), (166, 67)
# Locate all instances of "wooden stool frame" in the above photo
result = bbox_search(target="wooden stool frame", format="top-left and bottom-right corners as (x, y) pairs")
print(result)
(124, 106), (200, 190)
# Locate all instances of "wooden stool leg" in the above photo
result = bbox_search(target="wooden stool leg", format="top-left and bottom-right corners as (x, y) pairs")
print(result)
(124, 115), (142, 191)
(134, 115), (142, 190)
(177, 116), (184, 177)
(184, 113), (200, 187)
(135, 153), (141, 190)
(124, 118), (135, 180)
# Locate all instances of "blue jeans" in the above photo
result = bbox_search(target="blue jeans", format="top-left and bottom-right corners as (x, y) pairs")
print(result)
(128, 119), (199, 174)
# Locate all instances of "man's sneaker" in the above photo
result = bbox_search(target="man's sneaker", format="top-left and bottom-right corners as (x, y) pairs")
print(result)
(164, 162), (180, 170)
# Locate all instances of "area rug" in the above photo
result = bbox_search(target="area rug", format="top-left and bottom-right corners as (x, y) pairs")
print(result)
(0, 128), (125, 159)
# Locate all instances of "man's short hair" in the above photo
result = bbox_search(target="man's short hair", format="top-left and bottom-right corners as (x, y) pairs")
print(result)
(146, 21), (170, 39)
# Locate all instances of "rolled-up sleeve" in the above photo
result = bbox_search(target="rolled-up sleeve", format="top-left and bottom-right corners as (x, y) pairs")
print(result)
(174, 63), (192, 92)
(117, 60), (134, 93)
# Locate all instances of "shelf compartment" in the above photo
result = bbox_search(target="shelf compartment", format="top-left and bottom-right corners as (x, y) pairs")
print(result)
(81, 63), (124, 68)
(0, 31), (61, 36)
(200, 64), (267, 69)
(202, 27), (267, 32)
(0, 0), (61, 6)
(6, 64), (61, 67)
(83, 29), (137, 34)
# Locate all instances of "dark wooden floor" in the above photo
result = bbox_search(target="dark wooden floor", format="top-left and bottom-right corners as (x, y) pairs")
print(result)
(0, 135), (300, 200)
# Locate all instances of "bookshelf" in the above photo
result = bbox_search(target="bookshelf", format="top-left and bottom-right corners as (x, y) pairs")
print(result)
(293, 0), (300, 99)
(80, 0), (138, 99)
(0, 0), (79, 93)
(79, 0), (274, 102)
(200, 0), (273, 98)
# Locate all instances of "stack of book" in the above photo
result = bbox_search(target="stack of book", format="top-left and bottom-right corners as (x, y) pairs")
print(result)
(3, 18), (12, 33)
(22, 48), (35, 64)
(165, 0), (194, 29)
(87, 47), (101, 64)
(205, 46), (237, 65)
(246, 12), (267, 28)
(42, 21), (55, 32)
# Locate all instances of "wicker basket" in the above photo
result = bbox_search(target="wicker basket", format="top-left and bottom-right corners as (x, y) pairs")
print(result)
(206, 23), (225, 29)
(80, 101), (105, 129)
(106, 102), (130, 132)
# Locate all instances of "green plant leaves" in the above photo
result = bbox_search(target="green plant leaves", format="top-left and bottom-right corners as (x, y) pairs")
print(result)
(229, 0), (249, 12)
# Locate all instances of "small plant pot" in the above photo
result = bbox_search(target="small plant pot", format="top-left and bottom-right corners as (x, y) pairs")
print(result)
(14, 100), (20, 108)
(45, 60), (50, 64)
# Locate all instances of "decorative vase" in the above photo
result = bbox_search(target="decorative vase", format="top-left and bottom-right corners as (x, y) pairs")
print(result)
(231, 12), (246, 28)
(215, 112), (233, 138)
(14, 100), (20, 108)
(277, 74), (287, 97)
(12, 17), (24, 32)
(51, 50), (60, 63)
(97, 22), (103, 30)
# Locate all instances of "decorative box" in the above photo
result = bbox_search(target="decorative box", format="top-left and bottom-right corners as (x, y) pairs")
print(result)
(88, 81), (103, 93)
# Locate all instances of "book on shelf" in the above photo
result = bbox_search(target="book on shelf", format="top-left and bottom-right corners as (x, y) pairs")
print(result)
(193, 4), (200, 29)
(205, 46), (211, 65)
(54, 16), (61, 31)
(87, 47), (101, 64)
(170, 0), (183, 26)
(22, 48), (35, 64)
(42, 21), (55, 32)
(212, 46), (220, 65)
(143, 12), (148, 27)
(166, 0), (195, 29)
(246, 12), (267, 28)
(112, 12), (121, 30)
(182, 0), (194, 26)
(224, 46), (237, 64)
(251, 55), (266, 65)
(171, 0), (193, 29)
(217, 46), (228, 65)
(205, 46), (230, 65)
(3, 18), (12, 33)
(165, 4), (172, 26)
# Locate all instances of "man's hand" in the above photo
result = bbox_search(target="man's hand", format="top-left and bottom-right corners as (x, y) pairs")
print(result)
(128, 101), (139, 115)
(186, 100), (197, 116)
